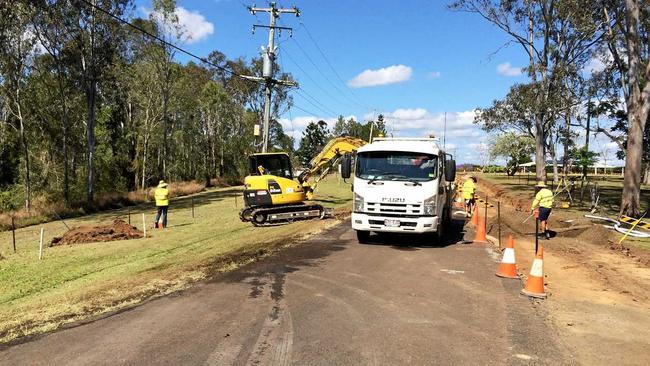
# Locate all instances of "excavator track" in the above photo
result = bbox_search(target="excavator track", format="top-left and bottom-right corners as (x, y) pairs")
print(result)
(248, 204), (326, 227)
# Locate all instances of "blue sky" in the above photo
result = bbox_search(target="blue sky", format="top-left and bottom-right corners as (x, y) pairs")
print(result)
(134, 0), (622, 165)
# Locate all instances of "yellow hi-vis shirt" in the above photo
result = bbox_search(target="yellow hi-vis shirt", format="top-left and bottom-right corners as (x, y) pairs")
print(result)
(461, 179), (476, 200)
(155, 187), (169, 206)
(532, 188), (553, 209)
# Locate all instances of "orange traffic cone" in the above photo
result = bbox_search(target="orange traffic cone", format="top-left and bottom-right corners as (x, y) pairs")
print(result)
(496, 235), (518, 279)
(473, 212), (488, 244)
(470, 204), (479, 226)
(521, 245), (547, 299)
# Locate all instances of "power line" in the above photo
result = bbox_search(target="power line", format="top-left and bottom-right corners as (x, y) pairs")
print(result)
(282, 49), (354, 113)
(299, 22), (370, 109)
(76, 0), (262, 85)
(295, 89), (338, 116)
(291, 104), (323, 117)
(284, 30), (368, 111)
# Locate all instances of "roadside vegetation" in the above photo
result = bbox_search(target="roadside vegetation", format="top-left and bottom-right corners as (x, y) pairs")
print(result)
(0, 175), (352, 343)
(478, 172), (650, 251)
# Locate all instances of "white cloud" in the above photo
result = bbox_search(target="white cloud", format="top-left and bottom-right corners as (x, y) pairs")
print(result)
(584, 57), (606, 74)
(145, 6), (214, 44)
(278, 115), (357, 141)
(429, 71), (441, 78)
(347, 65), (412, 88)
(497, 62), (523, 76)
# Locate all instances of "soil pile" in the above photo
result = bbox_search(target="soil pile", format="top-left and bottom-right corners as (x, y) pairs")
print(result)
(51, 220), (143, 246)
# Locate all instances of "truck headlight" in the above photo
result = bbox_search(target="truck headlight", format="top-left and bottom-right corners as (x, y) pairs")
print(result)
(354, 193), (364, 212)
(423, 195), (436, 216)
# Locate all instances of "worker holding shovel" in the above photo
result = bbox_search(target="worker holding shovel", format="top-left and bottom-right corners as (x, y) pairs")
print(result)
(531, 182), (554, 240)
(154, 180), (169, 228)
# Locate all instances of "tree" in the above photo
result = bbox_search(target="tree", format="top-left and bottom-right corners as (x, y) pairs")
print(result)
(600, 0), (650, 216)
(490, 133), (535, 176)
(296, 120), (329, 166)
(451, 0), (605, 183)
(72, 0), (130, 203)
(0, 2), (36, 210)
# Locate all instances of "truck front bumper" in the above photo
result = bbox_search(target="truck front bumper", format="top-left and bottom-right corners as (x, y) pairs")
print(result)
(351, 213), (439, 234)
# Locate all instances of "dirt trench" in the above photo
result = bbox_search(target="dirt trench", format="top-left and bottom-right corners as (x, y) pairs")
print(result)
(474, 179), (650, 366)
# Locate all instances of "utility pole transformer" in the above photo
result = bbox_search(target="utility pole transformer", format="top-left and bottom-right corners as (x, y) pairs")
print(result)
(244, 2), (299, 153)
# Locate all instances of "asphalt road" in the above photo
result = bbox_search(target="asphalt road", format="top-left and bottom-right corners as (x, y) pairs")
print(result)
(0, 216), (571, 365)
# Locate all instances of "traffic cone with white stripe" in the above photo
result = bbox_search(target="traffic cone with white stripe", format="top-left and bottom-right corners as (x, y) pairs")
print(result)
(496, 235), (518, 279)
(521, 245), (547, 299)
(471, 204), (479, 226)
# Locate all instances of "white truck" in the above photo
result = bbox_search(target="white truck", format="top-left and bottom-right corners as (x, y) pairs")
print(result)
(340, 137), (456, 243)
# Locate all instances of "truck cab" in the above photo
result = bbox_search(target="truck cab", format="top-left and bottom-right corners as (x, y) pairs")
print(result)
(343, 138), (456, 243)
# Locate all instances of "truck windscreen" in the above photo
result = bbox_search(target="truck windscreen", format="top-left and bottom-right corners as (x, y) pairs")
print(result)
(356, 152), (438, 181)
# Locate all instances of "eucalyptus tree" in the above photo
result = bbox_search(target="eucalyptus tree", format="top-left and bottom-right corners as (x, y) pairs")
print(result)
(71, 0), (131, 202)
(599, 0), (649, 216)
(0, 2), (37, 210)
(451, 0), (606, 183)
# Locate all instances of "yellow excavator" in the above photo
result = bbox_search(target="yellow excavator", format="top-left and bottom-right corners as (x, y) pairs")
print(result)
(239, 137), (366, 226)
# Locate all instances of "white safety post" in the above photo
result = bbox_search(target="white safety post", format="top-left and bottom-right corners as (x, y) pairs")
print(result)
(142, 213), (147, 238)
(38, 227), (44, 260)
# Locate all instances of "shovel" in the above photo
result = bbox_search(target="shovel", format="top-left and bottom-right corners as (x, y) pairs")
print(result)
(522, 211), (535, 224)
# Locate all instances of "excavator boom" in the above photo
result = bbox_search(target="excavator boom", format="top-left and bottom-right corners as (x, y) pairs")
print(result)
(240, 136), (366, 226)
(298, 137), (367, 186)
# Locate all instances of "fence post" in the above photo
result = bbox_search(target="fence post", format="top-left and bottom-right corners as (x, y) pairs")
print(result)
(39, 228), (44, 260)
(128, 208), (131, 225)
(142, 213), (147, 238)
(535, 216), (539, 254)
(191, 197), (195, 218)
(497, 201), (501, 248)
(12, 216), (16, 253)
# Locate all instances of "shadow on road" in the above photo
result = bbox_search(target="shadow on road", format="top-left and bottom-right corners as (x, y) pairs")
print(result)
(359, 217), (469, 250)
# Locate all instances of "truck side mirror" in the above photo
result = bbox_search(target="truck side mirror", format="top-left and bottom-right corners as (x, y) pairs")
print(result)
(341, 154), (352, 179)
(445, 159), (456, 182)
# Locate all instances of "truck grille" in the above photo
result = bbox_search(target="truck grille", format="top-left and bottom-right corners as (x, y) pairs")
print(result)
(366, 202), (422, 215)
(369, 220), (417, 227)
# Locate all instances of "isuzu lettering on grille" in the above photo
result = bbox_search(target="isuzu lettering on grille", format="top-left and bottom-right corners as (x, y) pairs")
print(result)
(382, 197), (405, 203)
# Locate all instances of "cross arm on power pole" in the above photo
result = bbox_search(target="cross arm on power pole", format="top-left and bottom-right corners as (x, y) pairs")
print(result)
(248, 4), (300, 17)
(246, 2), (300, 153)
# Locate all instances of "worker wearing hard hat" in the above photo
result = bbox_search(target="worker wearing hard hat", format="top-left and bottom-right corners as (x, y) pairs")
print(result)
(154, 180), (170, 228)
(461, 175), (477, 217)
(531, 182), (554, 240)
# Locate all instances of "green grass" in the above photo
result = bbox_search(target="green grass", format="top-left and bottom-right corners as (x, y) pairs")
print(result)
(0, 175), (352, 343)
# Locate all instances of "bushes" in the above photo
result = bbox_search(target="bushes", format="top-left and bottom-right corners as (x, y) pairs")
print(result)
(0, 180), (212, 231)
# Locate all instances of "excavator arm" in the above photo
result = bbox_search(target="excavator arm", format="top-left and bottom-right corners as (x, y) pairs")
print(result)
(298, 137), (366, 198)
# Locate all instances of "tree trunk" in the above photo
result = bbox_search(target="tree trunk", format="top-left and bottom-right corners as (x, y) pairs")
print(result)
(643, 161), (650, 185)
(549, 137), (559, 184)
(57, 70), (70, 202)
(563, 112), (571, 176)
(86, 80), (96, 203)
(18, 112), (31, 212)
(534, 118), (547, 183)
(142, 133), (148, 190)
(619, 0), (649, 216)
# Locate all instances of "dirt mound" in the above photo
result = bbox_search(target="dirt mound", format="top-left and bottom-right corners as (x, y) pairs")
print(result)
(51, 220), (143, 246)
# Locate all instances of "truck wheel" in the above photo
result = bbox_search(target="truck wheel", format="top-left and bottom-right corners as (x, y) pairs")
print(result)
(356, 230), (371, 243)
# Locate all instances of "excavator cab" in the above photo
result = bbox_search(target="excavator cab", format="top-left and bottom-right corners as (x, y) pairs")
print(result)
(248, 153), (293, 179)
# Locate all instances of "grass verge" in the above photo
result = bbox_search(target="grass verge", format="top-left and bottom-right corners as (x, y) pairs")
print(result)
(0, 175), (352, 344)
